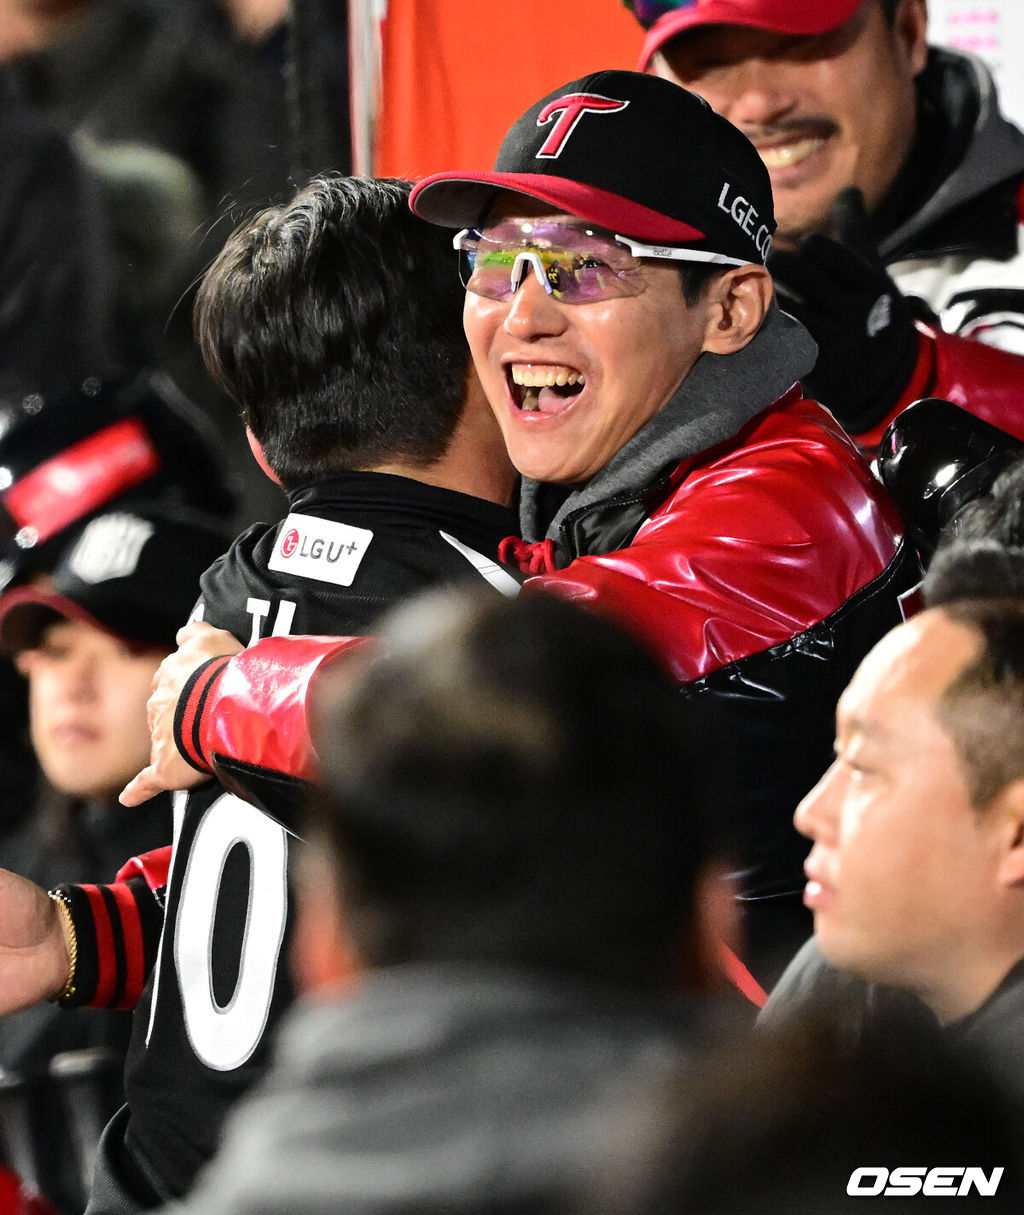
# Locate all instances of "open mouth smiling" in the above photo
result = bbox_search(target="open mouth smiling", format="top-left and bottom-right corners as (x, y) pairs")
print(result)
(757, 135), (827, 170)
(745, 120), (837, 175)
(508, 364), (587, 414)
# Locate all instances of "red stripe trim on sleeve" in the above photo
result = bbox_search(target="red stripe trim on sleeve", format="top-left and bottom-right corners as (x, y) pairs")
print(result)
(107, 882), (147, 1009)
(175, 655), (232, 771)
(81, 884), (118, 1009)
(115, 845), (172, 891)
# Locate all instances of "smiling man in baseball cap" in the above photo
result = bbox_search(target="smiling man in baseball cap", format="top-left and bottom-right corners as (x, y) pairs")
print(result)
(405, 71), (918, 978)
(146, 72), (918, 986)
(632, 0), (917, 249)
(623, 0), (1024, 462)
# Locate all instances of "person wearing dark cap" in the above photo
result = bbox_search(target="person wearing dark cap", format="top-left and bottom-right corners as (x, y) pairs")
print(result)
(0, 504), (230, 1214)
(625, 0), (1024, 454)
(0, 370), (240, 864)
(0, 503), (230, 857)
(129, 72), (917, 990)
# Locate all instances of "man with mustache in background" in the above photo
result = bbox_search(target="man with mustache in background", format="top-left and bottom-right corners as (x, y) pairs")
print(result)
(628, 0), (1024, 453)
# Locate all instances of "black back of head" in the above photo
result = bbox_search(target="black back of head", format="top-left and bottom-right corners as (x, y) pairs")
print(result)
(924, 452), (1024, 607)
(194, 175), (471, 490)
(311, 588), (713, 988)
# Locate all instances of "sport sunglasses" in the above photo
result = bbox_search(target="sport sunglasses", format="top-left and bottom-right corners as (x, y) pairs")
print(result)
(454, 224), (745, 306)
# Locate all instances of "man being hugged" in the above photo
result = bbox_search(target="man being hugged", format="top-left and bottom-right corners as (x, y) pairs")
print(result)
(131, 73), (917, 983)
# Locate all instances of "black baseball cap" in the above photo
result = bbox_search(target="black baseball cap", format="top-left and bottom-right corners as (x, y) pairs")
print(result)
(0, 504), (231, 655)
(0, 371), (238, 592)
(410, 70), (774, 265)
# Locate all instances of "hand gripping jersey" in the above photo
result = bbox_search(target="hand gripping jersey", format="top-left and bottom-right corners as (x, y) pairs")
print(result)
(60, 472), (519, 1205)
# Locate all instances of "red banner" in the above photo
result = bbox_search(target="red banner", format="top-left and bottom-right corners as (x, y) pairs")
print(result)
(373, 0), (643, 179)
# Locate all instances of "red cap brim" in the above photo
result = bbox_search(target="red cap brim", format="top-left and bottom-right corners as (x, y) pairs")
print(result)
(411, 171), (706, 245)
(637, 0), (864, 71)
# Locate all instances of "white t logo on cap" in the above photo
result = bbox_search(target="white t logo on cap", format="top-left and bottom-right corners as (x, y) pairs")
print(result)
(535, 93), (629, 159)
(67, 513), (154, 584)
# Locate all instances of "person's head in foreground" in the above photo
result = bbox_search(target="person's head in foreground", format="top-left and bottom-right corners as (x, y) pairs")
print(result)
(588, 1017), (1024, 1215)
(629, 0), (928, 248)
(410, 69), (781, 486)
(0, 505), (229, 802)
(795, 598), (1024, 1025)
(298, 588), (722, 993)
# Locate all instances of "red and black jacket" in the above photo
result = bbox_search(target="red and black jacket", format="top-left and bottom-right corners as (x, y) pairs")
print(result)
(172, 387), (917, 983)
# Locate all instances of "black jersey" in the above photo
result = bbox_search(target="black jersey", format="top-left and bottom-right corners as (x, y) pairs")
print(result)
(96, 472), (519, 1203)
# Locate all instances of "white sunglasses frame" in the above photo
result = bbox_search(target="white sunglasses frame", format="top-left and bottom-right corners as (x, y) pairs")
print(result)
(453, 228), (748, 267)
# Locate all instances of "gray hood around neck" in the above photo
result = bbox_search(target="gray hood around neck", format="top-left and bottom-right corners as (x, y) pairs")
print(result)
(519, 300), (818, 545)
(881, 47), (1024, 261)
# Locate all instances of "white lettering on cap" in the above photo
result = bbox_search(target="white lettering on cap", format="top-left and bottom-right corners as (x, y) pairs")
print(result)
(267, 513), (373, 587)
(67, 513), (155, 584)
(717, 182), (772, 258)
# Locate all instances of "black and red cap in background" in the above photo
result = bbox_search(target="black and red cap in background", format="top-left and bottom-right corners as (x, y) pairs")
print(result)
(0, 372), (238, 592)
(0, 504), (231, 656)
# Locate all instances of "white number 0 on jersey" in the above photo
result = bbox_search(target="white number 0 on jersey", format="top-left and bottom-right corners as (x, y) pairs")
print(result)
(163, 793), (290, 1072)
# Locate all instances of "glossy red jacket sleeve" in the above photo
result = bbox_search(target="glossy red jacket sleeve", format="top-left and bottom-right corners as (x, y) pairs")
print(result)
(525, 401), (906, 684)
(851, 319), (1024, 455)
(173, 635), (370, 784)
(172, 404), (905, 776)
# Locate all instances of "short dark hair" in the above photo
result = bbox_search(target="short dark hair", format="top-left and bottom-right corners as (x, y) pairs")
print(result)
(936, 598), (1024, 808)
(924, 541), (1024, 608)
(679, 262), (726, 307)
(194, 176), (469, 490)
(309, 589), (714, 989)
(924, 454), (1024, 606)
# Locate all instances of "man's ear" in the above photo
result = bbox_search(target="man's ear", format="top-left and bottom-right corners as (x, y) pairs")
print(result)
(246, 427), (282, 486)
(896, 0), (929, 79)
(14, 649), (36, 678)
(995, 779), (1024, 888)
(701, 264), (773, 356)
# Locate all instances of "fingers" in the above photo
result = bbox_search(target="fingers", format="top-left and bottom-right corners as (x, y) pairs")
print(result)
(175, 621), (242, 653)
(119, 767), (159, 807)
(119, 756), (208, 807)
(127, 627), (237, 806)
